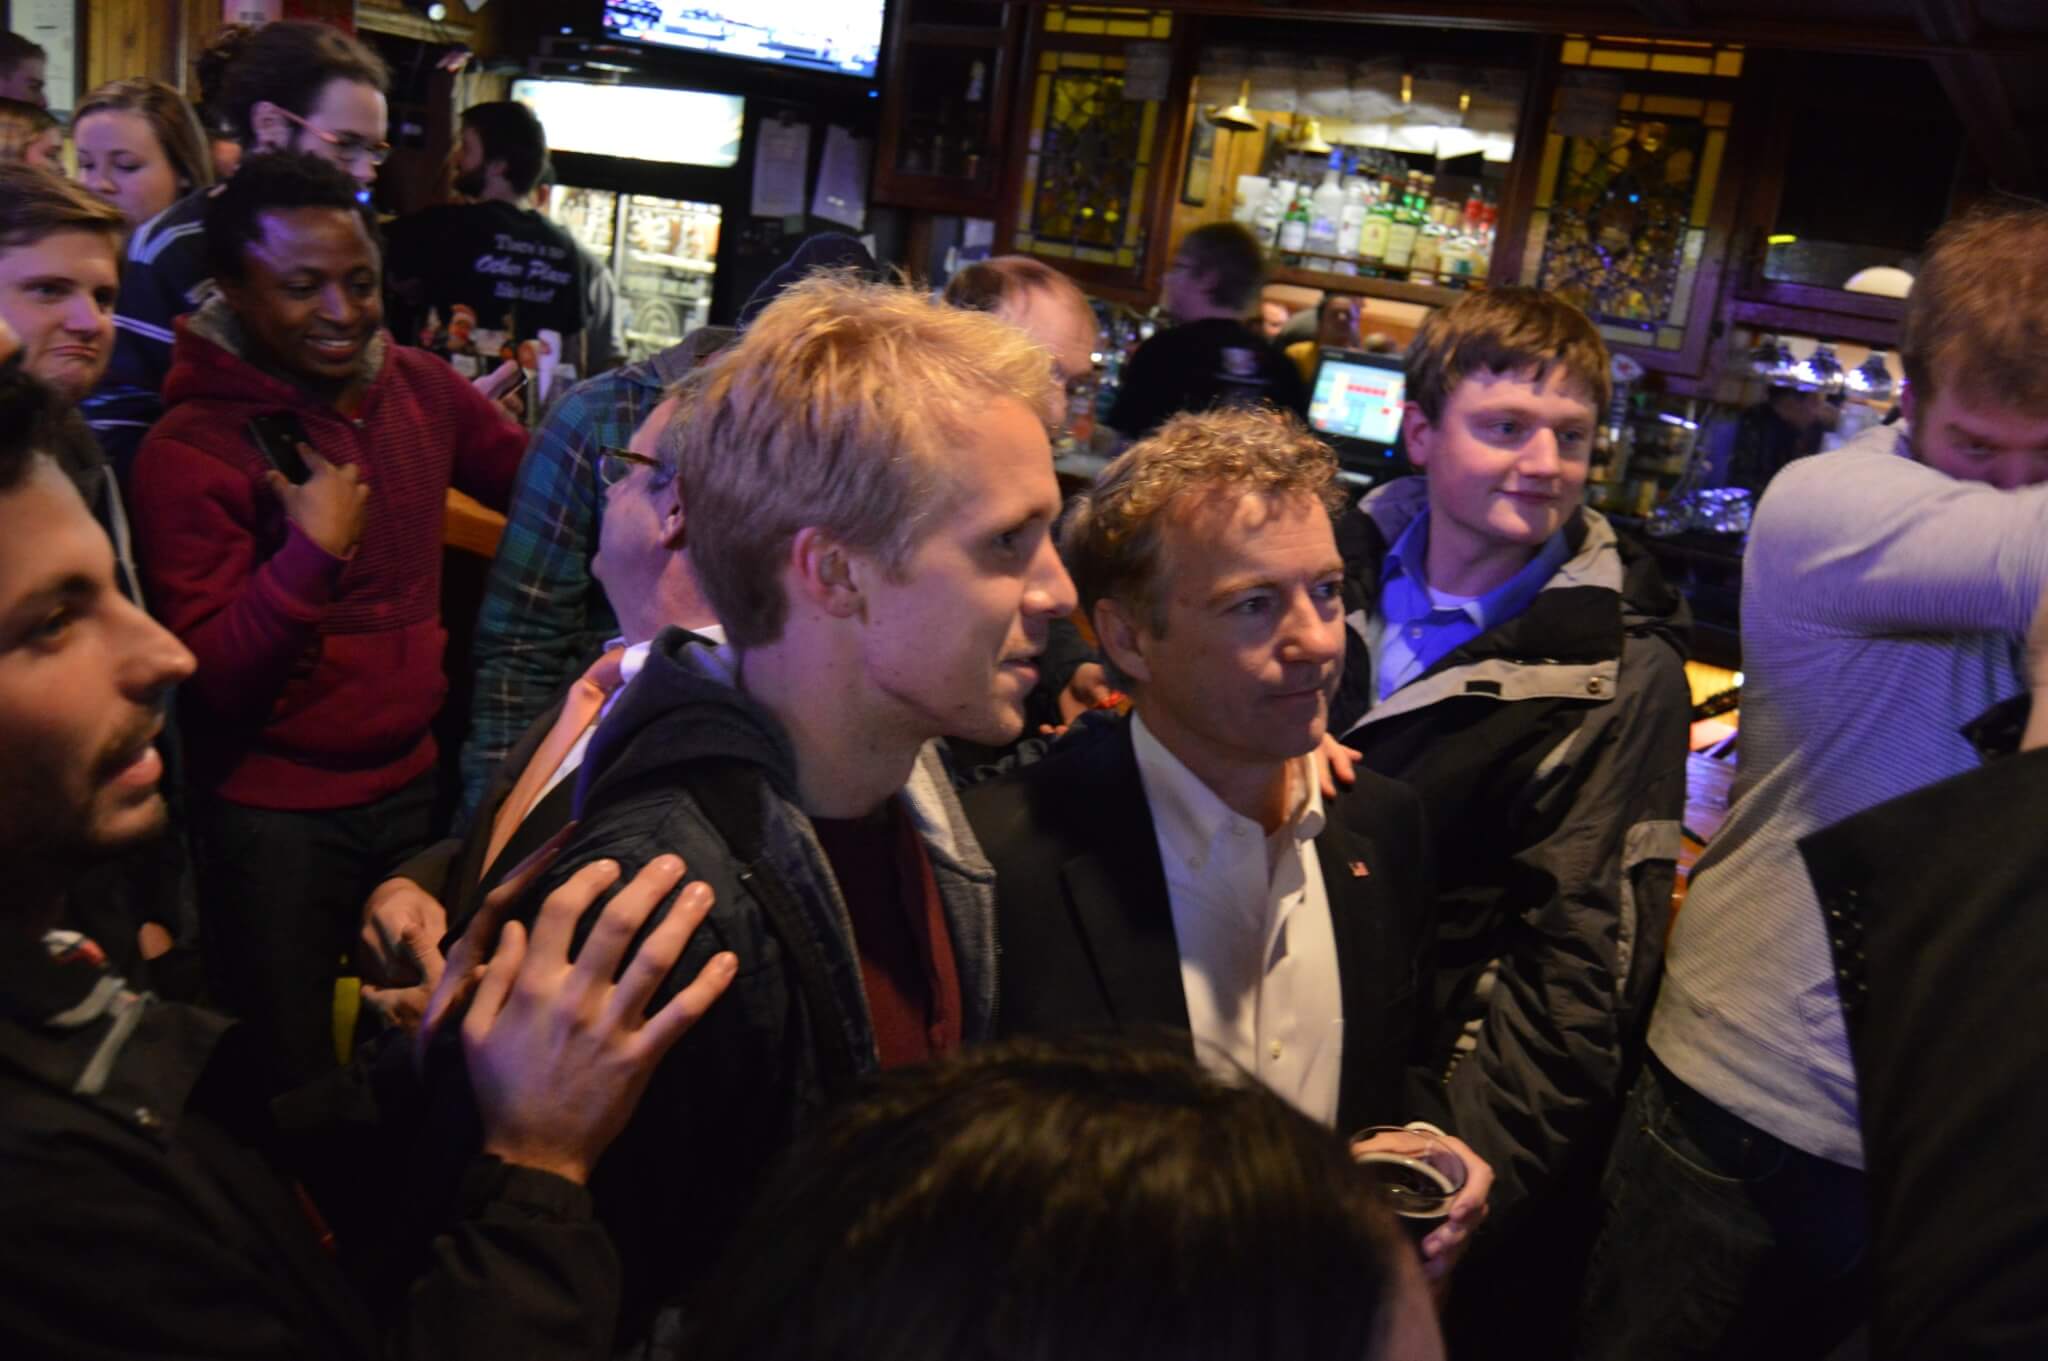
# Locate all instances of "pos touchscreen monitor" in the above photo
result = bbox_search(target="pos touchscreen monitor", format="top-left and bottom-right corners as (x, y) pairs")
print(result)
(1308, 348), (1410, 474)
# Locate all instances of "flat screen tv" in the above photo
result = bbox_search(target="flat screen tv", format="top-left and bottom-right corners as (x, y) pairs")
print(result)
(601, 1), (884, 80)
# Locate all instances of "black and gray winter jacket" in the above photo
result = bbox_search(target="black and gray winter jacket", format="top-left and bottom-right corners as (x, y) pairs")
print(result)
(1332, 477), (1692, 1224)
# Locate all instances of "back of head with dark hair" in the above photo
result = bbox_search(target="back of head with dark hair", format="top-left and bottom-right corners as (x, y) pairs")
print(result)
(461, 100), (549, 198)
(219, 20), (389, 148)
(193, 23), (256, 129)
(0, 161), (127, 253)
(0, 31), (45, 78)
(682, 1036), (1412, 1361)
(204, 150), (379, 285)
(1177, 221), (1267, 312)
(943, 254), (1074, 313)
(0, 364), (62, 495)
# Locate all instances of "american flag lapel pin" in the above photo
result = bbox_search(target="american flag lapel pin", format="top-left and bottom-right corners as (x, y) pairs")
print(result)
(1347, 859), (1370, 878)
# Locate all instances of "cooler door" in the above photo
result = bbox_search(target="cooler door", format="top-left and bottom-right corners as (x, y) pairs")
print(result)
(618, 195), (721, 361)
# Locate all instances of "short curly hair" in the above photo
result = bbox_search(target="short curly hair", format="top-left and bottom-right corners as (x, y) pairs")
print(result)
(1062, 406), (1342, 645)
(203, 150), (379, 285)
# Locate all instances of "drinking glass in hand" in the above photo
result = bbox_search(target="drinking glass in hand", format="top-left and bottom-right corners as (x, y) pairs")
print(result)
(1350, 1125), (1467, 1241)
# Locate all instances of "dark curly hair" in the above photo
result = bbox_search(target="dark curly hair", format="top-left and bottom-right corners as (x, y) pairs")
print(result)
(218, 20), (388, 149)
(203, 150), (380, 284)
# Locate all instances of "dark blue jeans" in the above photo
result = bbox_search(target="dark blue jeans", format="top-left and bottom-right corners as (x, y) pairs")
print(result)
(192, 772), (437, 1088)
(1575, 1056), (1869, 1361)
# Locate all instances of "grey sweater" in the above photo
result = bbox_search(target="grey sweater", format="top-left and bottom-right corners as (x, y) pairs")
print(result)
(1650, 424), (2048, 1167)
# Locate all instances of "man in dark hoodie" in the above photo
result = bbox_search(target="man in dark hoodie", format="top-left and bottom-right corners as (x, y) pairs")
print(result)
(428, 273), (1077, 1342)
(127, 153), (525, 1085)
(1327, 288), (1692, 1354)
(457, 232), (876, 818)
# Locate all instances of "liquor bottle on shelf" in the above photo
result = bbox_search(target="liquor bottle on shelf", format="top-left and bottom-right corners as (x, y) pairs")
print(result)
(1254, 181), (1286, 249)
(1411, 214), (1444, 282)
(1277, 185), (1310, 260)
(1307, 157), (1344, 262)
(1383, 173), (1422, 273)
(1357, 183), (1392, 274)
(1333, 176), (1369, 277)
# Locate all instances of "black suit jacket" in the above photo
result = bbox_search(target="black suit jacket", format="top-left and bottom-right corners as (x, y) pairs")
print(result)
(1798, 744), (2048, 1361)
(401, 689), (578, 942)
(963, 717), (1444, 1135)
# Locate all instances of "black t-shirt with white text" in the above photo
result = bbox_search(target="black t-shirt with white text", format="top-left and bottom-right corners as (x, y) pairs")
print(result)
(383, 200), (591, 356)
(1107, 316), (1312, 441)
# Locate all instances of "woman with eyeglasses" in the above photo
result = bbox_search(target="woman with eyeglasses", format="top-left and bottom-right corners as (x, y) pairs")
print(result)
(72, 79), (215, 238)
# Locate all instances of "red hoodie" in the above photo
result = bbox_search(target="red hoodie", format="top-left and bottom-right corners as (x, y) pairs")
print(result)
(129, 305), (526, 810)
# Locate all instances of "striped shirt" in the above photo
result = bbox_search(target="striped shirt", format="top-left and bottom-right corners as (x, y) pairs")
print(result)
(80, 188), (213, 474)
(1649, 424), (2048, 1168)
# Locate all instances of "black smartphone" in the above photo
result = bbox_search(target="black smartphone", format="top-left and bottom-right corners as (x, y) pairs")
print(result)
(247, 412), (314, 485)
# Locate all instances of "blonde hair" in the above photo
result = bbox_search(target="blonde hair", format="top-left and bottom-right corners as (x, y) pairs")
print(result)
(1062, 406), (1343, 643)
(1901, 203), (2048, 415)
(1405, 286), (1609, 421)
(672, 273), (1058, 648)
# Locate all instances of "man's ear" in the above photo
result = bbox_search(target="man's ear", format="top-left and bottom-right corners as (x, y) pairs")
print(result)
(659, 493), (687, 551)
(1092, 597), (1152, 687)
(787, 525), (865, 620)
(248, 100), (291, 152)
(1400, 402), (1434, 470)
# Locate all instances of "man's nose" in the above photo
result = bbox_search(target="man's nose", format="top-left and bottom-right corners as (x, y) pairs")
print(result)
(1025, 536), (1078, 617)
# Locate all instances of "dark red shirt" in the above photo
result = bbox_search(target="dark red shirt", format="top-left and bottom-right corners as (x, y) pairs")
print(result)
(812, 801), (962, 1067)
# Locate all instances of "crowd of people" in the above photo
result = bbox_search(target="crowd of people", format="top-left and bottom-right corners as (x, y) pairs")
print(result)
(2, 15), (2046, 1361)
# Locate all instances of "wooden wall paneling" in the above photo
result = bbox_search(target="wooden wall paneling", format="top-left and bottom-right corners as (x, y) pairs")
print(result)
(84, 0), (185, 93)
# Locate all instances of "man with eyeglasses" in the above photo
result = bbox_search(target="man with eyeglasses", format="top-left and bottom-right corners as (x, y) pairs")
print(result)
(356, 392), (724, 1028)
(83, 20), (391, 473)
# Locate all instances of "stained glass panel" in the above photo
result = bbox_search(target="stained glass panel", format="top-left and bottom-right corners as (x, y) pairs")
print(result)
(1533, 113), (1717, 350)
(1013, 57), (1158, 270)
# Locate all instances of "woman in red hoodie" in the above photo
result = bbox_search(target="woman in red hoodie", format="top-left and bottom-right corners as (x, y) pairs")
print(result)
(129, 153), (526, 1084)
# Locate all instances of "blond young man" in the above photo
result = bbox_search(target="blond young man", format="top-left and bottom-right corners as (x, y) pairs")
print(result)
(423, 275), (1077, 1345)
(965, 408), (1492, 1284)
(1327, 287), (1692, 1353)
(1578, 207), (2048, 1360)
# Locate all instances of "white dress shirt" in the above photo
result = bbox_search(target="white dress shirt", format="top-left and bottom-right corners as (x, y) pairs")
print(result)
(1130, 713), (1346, 1127)
(536, 624), (725, 803)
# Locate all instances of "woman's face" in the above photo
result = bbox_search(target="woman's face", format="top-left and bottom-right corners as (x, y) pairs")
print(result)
(73, 109), (183, 230)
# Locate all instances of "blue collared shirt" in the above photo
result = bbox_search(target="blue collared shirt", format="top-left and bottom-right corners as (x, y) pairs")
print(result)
(1375, 515), (1571, 699)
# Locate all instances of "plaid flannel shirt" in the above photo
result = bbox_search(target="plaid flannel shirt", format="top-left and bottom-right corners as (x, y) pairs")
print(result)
(458, 339), (716, 818)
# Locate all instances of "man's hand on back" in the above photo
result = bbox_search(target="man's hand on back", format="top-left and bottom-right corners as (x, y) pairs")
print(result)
(463, 855), (739, 1186)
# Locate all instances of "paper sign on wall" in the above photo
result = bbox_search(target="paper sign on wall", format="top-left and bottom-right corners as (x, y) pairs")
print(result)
(810, 126), (870, 232)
